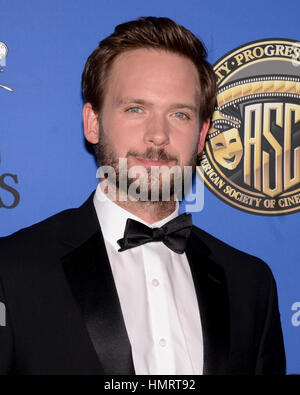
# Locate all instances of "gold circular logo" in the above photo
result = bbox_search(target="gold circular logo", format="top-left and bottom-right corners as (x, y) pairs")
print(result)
(199, 39), (300, 215)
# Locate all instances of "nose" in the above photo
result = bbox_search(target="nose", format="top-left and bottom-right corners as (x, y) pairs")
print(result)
(143, 114), (170, 148)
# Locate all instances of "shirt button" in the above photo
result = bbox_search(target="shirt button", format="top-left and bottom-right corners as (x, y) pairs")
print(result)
(159, 338), (167, 347)
(152, 279), (160, 287)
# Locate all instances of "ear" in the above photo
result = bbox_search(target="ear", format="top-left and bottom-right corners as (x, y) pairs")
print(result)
(197, 118), (211, 154)
(83, 103), (99, 144)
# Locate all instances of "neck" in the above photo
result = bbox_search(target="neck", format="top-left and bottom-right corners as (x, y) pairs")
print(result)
(116, 199), (177, 225)
(101, 183), (177, 224)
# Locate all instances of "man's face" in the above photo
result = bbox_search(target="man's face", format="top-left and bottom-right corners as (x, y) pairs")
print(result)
(84, 48), (210, 197)
(210, 128), (243, 170)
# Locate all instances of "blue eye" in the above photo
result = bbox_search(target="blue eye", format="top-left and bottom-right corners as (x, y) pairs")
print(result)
(126, 107), (142, 113)
(174, 112), (189, 120)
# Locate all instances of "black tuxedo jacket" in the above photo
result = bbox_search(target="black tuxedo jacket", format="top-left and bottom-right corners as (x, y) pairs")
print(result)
(0, 192), (286, 375)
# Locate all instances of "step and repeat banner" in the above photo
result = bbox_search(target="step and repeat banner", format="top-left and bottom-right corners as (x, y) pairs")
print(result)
(1, 0), (299, 374)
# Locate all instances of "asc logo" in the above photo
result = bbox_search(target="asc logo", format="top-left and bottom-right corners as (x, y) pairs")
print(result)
(200, 39), (300, 215)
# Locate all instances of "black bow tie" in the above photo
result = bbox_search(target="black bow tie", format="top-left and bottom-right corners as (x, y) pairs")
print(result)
(117, 213), (193, 254)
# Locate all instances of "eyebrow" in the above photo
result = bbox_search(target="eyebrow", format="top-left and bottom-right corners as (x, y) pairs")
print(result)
(116, 97), (197, 113)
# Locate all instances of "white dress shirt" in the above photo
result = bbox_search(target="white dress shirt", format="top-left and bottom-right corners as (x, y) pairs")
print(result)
(93, 183), (203, 375)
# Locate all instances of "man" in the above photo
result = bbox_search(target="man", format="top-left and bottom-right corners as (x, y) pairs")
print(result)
(0, 17), (285, 375)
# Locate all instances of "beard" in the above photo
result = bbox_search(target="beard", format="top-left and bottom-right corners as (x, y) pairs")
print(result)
(94, 121), (198, 202)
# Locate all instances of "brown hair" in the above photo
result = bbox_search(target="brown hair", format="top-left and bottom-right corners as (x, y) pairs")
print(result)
(81, 16), (216, 122)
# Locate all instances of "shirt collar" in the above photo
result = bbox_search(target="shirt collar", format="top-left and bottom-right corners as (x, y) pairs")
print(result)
(93, 183), (179, 251)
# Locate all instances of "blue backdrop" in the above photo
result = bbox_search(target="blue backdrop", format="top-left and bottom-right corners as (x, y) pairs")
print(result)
(1, 0), (299, 374)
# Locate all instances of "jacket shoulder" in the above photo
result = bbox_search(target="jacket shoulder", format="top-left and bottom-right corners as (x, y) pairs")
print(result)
(0, 208), (77, 267)
(191, 225), (274, 280)
(0, 192), (98, 271)
(1, 206), (78, 245)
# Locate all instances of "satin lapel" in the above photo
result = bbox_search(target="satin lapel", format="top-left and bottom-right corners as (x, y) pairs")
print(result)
(185, 229), (230, 375)
(61, 229), (135, 375)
